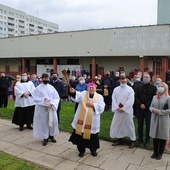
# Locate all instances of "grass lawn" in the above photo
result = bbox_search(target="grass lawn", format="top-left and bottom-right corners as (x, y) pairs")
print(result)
(0, 151), (49, 170)
(0, 99), (151, 169)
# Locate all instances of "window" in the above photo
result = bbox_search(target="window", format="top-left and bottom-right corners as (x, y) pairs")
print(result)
(153, 57), (162, 75)
(26, 59), (30, 72)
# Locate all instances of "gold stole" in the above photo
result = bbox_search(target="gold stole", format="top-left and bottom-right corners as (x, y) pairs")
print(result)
(76, 92), (99, 140)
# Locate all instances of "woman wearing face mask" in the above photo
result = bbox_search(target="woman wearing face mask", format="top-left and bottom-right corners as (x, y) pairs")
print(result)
(149, 82), (170, 160)
(154, 78), (162, 89)
(74, 77), (88, 113)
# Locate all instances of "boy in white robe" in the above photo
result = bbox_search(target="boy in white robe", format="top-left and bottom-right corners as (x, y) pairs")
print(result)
(69, 82), (105, 157)
(13, 73), (35, 131)
(110, 75), (136, 149)
(32, 73), (60, 146)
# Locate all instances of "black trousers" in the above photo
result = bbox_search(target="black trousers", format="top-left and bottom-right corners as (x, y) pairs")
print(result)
(57, 99), (61, 125)
(0, 94), (8, 107)
(137, 110), (151, 142)
(153, 138), (166, 155)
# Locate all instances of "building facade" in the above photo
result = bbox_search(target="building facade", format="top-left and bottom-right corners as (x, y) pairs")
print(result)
(157, 0), (170, 24)
(0, 4), (58, 38)
(0, 24), (170, 82)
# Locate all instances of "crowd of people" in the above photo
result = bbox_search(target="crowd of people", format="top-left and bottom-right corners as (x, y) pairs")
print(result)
(0, 68), (170, 160)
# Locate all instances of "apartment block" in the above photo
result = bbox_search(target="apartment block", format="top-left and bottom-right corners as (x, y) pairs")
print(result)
(0, 4), (59, 38)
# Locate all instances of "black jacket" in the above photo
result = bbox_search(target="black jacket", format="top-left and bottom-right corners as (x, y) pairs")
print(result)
(135, 83), (157, 111)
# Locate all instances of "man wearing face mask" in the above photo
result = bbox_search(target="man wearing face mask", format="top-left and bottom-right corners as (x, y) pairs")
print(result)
(135, 73), (157, 147)
(101, 71), (114, 111)
(50, 72), (65, 126)
(32, 73), (60, 146)
(12, 73), (35, 131)
(110, 75), (136, 149)
(0, 73), (9, 108)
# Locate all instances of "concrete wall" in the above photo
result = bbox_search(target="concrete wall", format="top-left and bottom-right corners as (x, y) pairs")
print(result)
(158, 0), (170, 24)
(0, 25), (170, 59)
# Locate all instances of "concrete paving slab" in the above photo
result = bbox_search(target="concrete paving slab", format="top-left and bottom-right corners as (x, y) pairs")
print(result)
(0, 140), (14, 150)
(41, 144), (68, 156)
(12, 136), (36, 146)
(99, 158), (129, 170)
(2, 144), (30, 156)
(36, 154), (64, 169)
(127, 164), (153, 170)
(113, 145), (137, 154)
(53, 160), (80, 170)
(133, 148), (153, 157)
(78, 154), (107, 168)
(17, 149), (47, 162)
(117, 153), (144, 166)
(140, 157), (167, 169)
(58, 148), (81, 162)
(98, 148), (122, 159)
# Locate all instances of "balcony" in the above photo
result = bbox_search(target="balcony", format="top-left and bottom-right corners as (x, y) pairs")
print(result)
(8, 18), (15, 24)
(18, 22), (25, 27)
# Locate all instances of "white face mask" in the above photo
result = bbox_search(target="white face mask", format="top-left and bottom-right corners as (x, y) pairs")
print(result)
(21, 75), (27, 81)
(157, 87), (164, 93)
(80, 80), (85, 84)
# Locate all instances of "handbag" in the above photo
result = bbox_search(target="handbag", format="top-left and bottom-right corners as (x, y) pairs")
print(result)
(163, 103), (168, 110)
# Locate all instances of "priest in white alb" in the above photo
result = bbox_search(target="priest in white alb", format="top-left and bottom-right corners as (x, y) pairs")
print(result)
(32, 73), (60, 146)
(69, 82), (105, 157)
(110, 75), (136, 149)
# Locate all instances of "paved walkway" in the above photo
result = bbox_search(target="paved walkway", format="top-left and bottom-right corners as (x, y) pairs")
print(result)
(0, 118), (170, 170)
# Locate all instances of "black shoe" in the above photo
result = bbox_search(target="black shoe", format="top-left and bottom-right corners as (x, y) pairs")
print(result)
(42, 139), (48, 146)
(136, 139), (143, 145)
(19, 126), (23, 131)
(48, 136), (56, 143)
(129, 142), (135, 149)
(27, 126), (33, 130)
(78, 152), (84, 157)
(144, 141), (150, 148)
(91, 151), (97, 157)
(156, 154), (162, 160)
(151, 153), (157, 159)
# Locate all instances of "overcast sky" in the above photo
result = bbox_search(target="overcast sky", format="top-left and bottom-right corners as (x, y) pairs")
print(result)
(0, 0), (157, 32)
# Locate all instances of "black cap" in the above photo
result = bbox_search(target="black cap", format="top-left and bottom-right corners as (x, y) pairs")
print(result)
(41, 73), (49, 78)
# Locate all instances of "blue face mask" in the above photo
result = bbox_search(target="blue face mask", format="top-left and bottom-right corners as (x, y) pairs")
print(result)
(155, 80), (160, 85)
(143, 77), (150, 84)
(120, 83), (126, 88)
(157, 87), (164, 93)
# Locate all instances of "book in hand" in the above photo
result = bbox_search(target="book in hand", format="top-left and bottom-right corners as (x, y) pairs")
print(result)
(119, 103), (124, 108)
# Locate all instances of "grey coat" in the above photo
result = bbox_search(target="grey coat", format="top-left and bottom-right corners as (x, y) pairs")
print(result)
(149, 94), (170, 140)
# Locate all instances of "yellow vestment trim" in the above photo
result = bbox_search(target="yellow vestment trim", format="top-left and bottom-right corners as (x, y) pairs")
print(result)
(76, 92), (99, 140)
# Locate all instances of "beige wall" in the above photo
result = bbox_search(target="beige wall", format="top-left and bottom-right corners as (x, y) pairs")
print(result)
(0, 25), (170, 59)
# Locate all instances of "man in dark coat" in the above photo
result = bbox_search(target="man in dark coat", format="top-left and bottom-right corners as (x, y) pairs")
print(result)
(101, 71), (114, 111)
(135, 73), (157, 148)
(50, 72), (65, 126)
(0, 73), (9, 108)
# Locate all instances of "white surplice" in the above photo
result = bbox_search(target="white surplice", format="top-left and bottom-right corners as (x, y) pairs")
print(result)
(110, 85), (136, 141)
(14, 81), (35, 107)
(71, 91), (105, 134)
(32, 83), (60, 139)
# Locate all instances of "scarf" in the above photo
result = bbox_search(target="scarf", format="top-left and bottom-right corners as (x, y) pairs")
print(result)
(75, 92), (99, 140)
